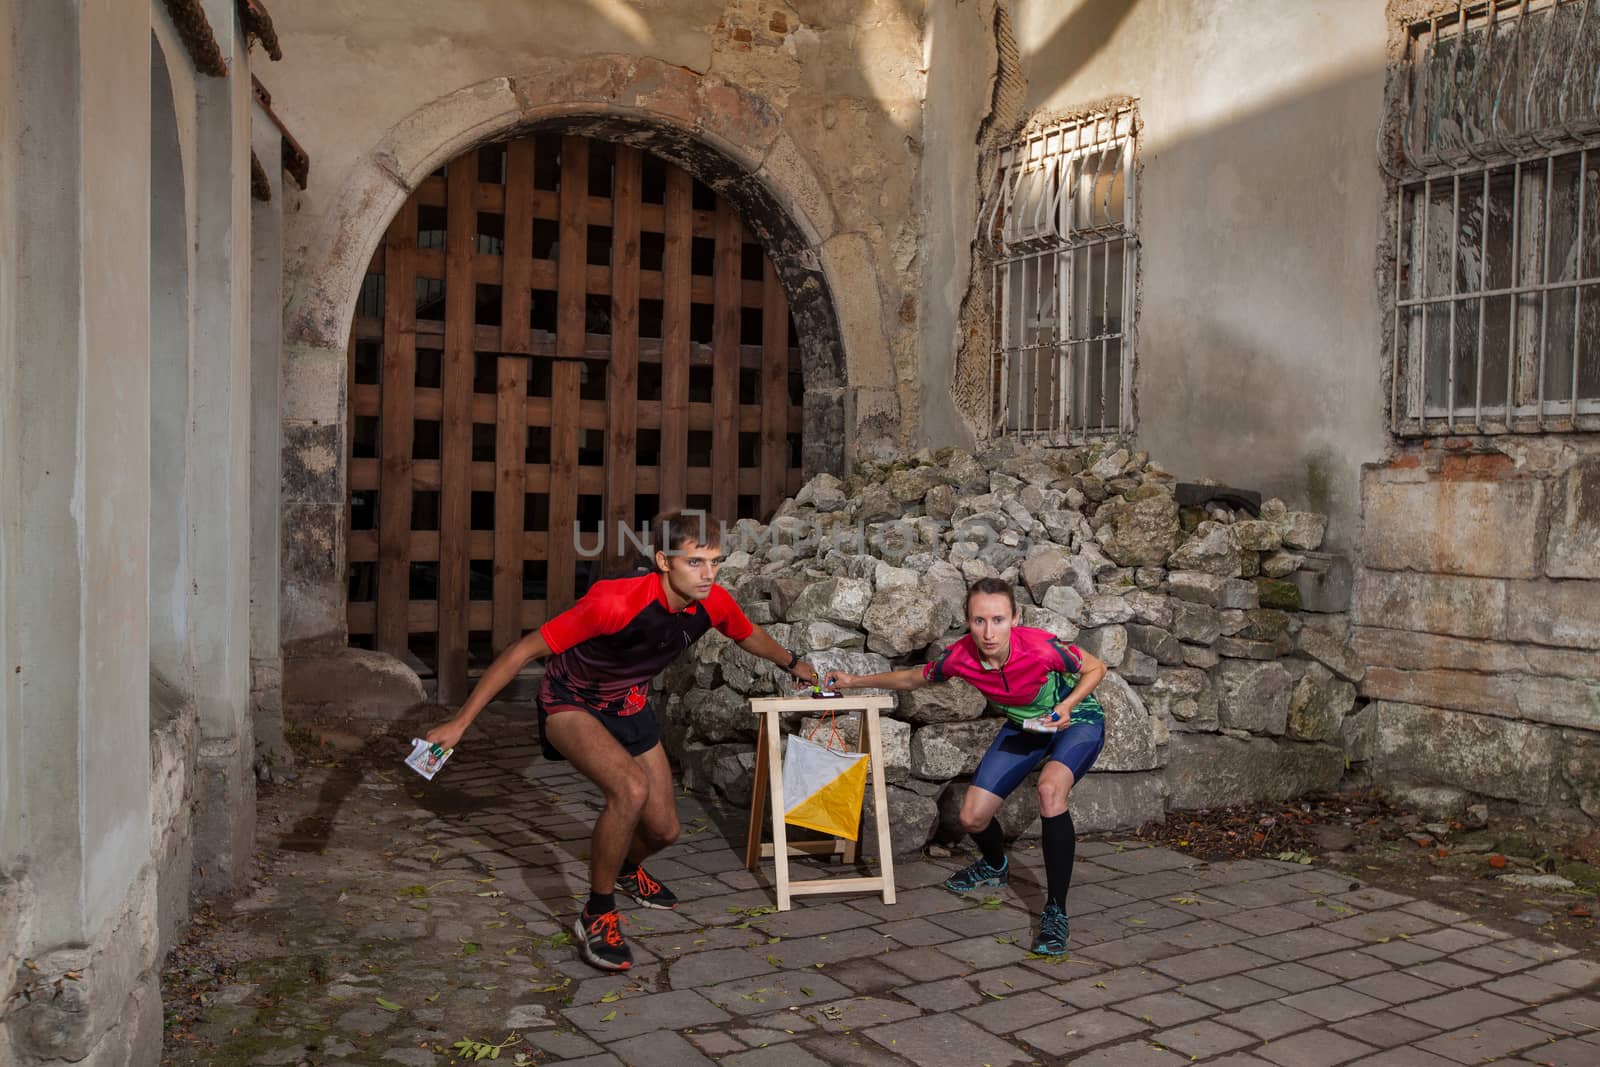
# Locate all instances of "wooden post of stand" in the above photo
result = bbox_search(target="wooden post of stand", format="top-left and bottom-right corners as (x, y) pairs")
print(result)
(743, 695), (897, 911)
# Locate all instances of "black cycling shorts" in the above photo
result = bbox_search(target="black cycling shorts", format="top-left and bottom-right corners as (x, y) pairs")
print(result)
(538, 700), (661, 761)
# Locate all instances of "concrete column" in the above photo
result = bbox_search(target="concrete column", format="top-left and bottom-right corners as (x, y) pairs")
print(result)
(188, 0), (255, 895)
(150, 37), (196, 700)
(251, 104), (289, 768)
(280, 341), (349, 647)
(2, 0), (163, 1061)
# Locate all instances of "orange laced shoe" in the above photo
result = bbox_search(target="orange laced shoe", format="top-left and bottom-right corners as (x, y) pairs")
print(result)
(619, 864), (679, 910)
(573, 908), (632, 971)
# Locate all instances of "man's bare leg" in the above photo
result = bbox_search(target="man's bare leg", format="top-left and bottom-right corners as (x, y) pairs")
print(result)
(541, 711), (647, 899)
(624, 743), (680, 867)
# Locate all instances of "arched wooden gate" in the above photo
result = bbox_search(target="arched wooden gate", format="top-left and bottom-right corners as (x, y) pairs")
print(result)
(345, 133), (805, 699)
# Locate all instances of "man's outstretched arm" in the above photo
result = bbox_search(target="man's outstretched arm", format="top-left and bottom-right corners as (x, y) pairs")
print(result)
(425, 629), (552, 748)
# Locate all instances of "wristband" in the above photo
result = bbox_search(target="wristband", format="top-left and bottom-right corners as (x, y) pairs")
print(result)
(784, 649), (802, 672)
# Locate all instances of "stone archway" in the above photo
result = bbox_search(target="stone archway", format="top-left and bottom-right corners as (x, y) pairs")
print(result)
(280, 56), (880, 650)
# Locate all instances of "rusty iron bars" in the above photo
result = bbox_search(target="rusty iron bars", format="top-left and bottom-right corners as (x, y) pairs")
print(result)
(1385, 0), (1600, 177)
(1387, 1), (1600, 435)
(980, 107), (1138, 444)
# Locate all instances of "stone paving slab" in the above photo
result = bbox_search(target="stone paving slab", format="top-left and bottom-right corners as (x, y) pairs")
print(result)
(165, 719), (1599, 1067)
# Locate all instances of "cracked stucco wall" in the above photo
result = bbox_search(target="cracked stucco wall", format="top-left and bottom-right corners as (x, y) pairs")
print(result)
(945, 0), (1392, 552)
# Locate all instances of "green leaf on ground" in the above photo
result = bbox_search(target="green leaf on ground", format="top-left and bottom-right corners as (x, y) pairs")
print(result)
(375, 996), (403, 1012)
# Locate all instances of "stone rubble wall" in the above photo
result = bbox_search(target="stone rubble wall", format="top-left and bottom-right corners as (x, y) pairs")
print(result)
(1353, 439), (1600, 822)
(658, 440), (1369, 855)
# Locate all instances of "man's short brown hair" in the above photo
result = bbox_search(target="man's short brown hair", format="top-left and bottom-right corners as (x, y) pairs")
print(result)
(652, 509), (724, 557)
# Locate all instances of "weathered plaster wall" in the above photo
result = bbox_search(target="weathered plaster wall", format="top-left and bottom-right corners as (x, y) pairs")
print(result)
(0, 0), (164, 1059)
(996, 0), (1390, 550)
(1353, 440), (1600, 819)
(188, 2), (259, 897)
(917, 0), (997, 452)
(150, 21), (199, 701)
(2, 0), (267, 1059)
(267, 0), (928, 645)
(251, 98), (289, 768)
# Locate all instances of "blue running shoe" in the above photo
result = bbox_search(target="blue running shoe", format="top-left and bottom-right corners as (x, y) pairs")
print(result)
(943, 856), (1009, 893)
(1032, 902), (1070, 956)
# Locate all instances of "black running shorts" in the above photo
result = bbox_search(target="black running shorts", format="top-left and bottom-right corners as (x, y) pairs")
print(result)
(538, 700), (661, 761)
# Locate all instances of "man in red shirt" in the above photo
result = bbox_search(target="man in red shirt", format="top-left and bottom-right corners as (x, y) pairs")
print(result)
(425, 510), (819, 970)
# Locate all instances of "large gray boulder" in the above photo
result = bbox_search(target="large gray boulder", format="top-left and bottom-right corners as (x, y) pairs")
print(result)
(1093, 675), (1160, 772)
(1020, 605), (1079, 641)
(1076, 625), (1127, 667)
(1286, 663), (1356, 743)
(1144, 667), (1218, 730)
(808, 649), (894, 694)
(856, 483), (902, 525)
(1279, 511), (1327, 551)
(1095, 489), (1181, 566)
(1020, 545), (1075, 600)
(789, 620), (865, 652)
(1070, 772), (1168, 833)
(924, 483), (957, 521)
(1170, 600), (1222, 645)
(1166, 572), (1227, 607)
(795, 473), (847, 512)
(1296, 626), (1365, 683)
(1167, 521), (1244, 577)
(1039, 585), (1085, 622)
(885, 466), (954, 505)
(863, 586), (952, 656)
(1082, 594), (1134, 627)
(860, 785), (941, 859)
(284, 646), (425, 726)
(910, 721), (999, 779)
(1369, 701), (1559, 804)
(788, 577), (873, 627)
(1164, 734), (1343, 808)
(684, 686), (757, 743)
(1125, 590), (1173, 628)
(1231, 519), (1282, 552)
(899, 678), (986, 724)
(942, 450), (991, 496)
(1126, 624), (1184, 666)
(1216, 660), (1293, 735)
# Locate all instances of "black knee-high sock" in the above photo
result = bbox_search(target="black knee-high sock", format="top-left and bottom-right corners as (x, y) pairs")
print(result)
(1042, 810), (1076, 909)
(971, 817), (1006, 868)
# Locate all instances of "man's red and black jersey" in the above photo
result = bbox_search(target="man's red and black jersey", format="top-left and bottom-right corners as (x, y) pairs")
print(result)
(538, 570), (754, 716)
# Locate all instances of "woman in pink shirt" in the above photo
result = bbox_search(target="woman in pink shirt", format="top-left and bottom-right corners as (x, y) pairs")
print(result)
(825, 577), (1107, 955)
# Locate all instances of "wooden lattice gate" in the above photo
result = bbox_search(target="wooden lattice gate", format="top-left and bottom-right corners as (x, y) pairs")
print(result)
(345, 134), (805, 699)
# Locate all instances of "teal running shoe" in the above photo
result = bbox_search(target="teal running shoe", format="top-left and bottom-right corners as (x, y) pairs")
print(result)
(943, 855), (1009, 893)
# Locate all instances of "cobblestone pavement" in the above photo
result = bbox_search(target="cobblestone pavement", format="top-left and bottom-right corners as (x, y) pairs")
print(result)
(167, 712), (1600, 1067)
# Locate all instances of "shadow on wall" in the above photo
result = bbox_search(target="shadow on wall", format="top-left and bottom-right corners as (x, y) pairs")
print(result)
(1120, 60), (1391, 549)
(918, 0), (1394, 545)
(1014, 0), (1144, 105)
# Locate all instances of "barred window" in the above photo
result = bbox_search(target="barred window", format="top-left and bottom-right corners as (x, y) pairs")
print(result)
(981, 108), (1138, 441)
(1388, 0), (1600, 435)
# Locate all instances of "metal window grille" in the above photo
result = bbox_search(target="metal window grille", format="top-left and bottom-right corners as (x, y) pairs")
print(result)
(1387, 0), (1600, 434)
(981, 108), (1137, 442)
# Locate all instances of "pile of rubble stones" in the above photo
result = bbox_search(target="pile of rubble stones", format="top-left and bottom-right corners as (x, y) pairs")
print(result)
(656, 440), (1368, 857)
